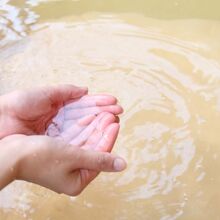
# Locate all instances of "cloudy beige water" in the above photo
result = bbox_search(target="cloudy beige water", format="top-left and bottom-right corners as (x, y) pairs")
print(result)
(1, 1), (220, 219)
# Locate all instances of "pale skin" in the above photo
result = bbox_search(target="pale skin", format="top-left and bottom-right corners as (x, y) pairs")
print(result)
(0, 84), (127, 196)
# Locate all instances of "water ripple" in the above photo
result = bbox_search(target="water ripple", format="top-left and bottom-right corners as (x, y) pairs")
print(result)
(1, 12), (220, 220)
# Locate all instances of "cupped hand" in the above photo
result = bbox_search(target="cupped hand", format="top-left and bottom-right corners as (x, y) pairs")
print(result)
(0, 84), (126, 194)
(0, 84), (123, 139)
(1, 112), (126, 195)
(46, 98), (123, 145)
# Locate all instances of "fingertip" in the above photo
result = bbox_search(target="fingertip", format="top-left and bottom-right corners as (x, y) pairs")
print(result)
(113, 157), (127, 171)
(104, 95), (117, 105)
(118, 106), (124, 114)
(77, 86), (88, 95)
(96, 123), (120, 152)
(91, 95), (118, 106)
(81, 87), (88, 93)
(111, 105), (124, 115)
(80, 86), (88, 91)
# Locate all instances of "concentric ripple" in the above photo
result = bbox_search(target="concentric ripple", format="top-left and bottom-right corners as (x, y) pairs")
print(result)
(1, 12), (220, 220)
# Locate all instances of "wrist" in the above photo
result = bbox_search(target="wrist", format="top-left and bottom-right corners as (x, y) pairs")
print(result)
(0, 135), (26, 189)
(0, 96), (9, 140)
(0, 97), (4, 139)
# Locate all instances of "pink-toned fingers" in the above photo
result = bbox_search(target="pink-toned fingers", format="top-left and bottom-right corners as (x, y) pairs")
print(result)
(95, 123), (120, 152)
(69, 112), (108, 146)
(70, 112), (115, 146)
(46, 114), (96, 140)
(59, 115), (96, 142)
(64, 95), (117, 109)
(65, 105), (123, 120)
(83, 113), (117, 150)
(83, 113), (116, 150)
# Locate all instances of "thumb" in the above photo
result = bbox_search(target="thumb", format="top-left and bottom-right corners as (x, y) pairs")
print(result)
(75, 149), (127, 172)
(46, 84), (88, 104)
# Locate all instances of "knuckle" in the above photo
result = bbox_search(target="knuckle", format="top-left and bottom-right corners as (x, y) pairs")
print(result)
(37, 136), (52, 148)
(97, 154), (110, 169)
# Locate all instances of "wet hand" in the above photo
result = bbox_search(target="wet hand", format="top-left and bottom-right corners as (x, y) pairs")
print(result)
(0, 84), (123, 139)
(0, 113), (126, 195)
(46, 95), (123, 144)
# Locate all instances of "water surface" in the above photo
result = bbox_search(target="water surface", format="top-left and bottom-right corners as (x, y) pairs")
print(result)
(1, 1), (220, 220)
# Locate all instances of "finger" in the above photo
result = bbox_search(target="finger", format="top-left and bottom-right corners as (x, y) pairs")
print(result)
(49, 104), (100, 132)
(69, 112), (108, 146)
(46, 123), (60, 137)
(50, 96), (119, 128)
(65, 105), (123, 120)
(60, 115), (96, 142)
(95, 123), (120, 152)
(74, 149), (127, 172)
(46, 114), (96, 140)
(44, 84), (88, 105)
(50, 108), (65, 129)
(46, 107), (66, 135)
(82, 113), (116, 150)
(64, 95), (117, 109)
(63, 114), (96, 130)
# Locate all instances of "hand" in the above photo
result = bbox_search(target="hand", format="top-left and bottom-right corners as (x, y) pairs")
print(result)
(0, 84), (123, 139)
(0, 112), (126, 195)
(0, 85), (126, 194)
(45, 95), (123, 144)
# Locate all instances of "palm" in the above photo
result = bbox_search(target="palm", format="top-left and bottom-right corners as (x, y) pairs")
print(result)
(15, 113), (121, 195)
(44, 92), (122, 192)
(0, 89), (65, 135)
(49, 111), (121, 194)
(0, 85), (123, 192)
(0, 85), (122, 139)
(46, 95), (121, 145)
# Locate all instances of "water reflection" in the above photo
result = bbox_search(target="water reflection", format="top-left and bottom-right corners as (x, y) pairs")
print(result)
(0, 181), (32, 217)
(1, 0), (220, 49)
(0, 0), (40, 47)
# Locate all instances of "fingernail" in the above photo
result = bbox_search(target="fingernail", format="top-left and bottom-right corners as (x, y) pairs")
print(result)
(113, 158), (126, 171)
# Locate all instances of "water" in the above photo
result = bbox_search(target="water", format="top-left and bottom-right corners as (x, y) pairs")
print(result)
(1, 1), (220, 219)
